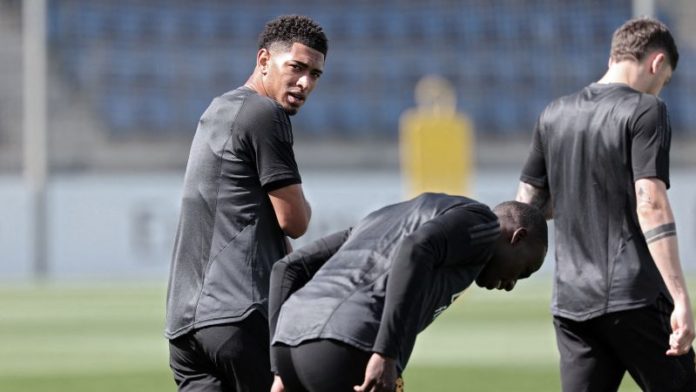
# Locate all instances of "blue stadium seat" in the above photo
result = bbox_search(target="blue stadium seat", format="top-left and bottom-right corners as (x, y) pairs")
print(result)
(151, 7), (181, 43)
(111, 4), (144, 42)
(189, 6), (221, 42)
(138, 90), (173, 132)
(101, 90), (137, 134)
(106, 50), (142, 86)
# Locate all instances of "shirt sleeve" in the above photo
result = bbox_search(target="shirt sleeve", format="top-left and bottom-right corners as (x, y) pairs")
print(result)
(243, 101), (302, 192)
(268, 228), (351, 373)
(371, 206), (500, 359)
(520, 115), (549, 189)
(631, 96), (671, 189)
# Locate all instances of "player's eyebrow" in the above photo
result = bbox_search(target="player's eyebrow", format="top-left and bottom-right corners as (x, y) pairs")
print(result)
(290, 60), (323, 76)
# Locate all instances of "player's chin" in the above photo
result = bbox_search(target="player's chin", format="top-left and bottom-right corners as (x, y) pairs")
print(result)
(282, 104), (300, 116)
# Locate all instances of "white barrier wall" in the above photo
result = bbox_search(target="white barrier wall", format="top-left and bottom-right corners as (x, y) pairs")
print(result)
(1, 169), (694, 281)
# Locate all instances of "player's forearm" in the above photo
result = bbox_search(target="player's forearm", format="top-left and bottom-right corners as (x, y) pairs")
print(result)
(515, 181), (552, 220)
(636, 183), (690, 304)
(648, 235), (690, 303)
(638, 210), (690, 304)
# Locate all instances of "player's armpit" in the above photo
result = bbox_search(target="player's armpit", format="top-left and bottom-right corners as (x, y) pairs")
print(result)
(515, 181), (552, 220)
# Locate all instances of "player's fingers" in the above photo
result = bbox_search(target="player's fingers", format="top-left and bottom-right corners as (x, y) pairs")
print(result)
(354, 378), (374, 392)
(666, 332), (692, 356)
(666, 346), (689, 356)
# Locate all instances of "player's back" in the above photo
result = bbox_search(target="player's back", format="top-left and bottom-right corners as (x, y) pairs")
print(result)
(528, 83), (668, 320)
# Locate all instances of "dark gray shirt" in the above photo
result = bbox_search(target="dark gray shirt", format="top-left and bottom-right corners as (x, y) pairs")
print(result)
(521, 83), (671, 321)
(269, 193), (500, 372)
(165, 86), (301, 339)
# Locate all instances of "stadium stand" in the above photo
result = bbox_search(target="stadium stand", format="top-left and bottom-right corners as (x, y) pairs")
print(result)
(0, 0), (688, 150)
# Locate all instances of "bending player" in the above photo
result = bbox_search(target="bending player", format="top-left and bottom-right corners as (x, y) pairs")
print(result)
(268, 193), (548, 391)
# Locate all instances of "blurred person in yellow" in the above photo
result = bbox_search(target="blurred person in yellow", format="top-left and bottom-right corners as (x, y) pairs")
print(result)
(516, 17), (695, 391)
(399, 75), (474, 198)
(165, 15), (327, 392)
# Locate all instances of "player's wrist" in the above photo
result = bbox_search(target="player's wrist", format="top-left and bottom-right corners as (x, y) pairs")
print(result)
(372, 351), (397, 363)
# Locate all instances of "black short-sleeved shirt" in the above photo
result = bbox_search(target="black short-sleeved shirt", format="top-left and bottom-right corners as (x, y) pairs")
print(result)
(165, 86), (301, 339)
(521, 83), (671, 321)
(272, 193), (500, 371)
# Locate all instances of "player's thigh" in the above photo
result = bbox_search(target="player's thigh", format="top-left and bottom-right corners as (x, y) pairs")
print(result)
(194, 312), (272, 391)
(290, 339), (371, 392)
(169, 335), (225, 392)
(273, 344), (308, 392)
(553, 316), (625, 392)
(604, 303), (696, 392)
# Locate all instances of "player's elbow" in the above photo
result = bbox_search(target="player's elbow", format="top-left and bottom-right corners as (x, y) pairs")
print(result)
(636, 205), (673, 235)
(278, 215), (310, 239)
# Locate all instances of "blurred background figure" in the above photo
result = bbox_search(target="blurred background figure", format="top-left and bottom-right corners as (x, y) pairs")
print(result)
(400, 75), (474, 198)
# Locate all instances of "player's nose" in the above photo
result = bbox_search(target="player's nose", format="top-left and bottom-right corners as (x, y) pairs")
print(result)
(296, 75), (311, 91)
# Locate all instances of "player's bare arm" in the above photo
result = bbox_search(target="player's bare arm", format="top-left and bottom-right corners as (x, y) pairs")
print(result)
(515, 181), (552, 220)
(269, 184), (312, 239)
(635, 177), (694, 356)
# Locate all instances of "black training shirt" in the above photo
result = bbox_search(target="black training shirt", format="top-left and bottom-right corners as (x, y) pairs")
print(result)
(269, 193), (501, 372)
(165, 86), (301, 339)
(521, 83), (671, 321)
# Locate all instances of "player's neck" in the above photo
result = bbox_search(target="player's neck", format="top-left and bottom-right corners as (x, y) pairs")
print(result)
(244, 71), (268, 97)
(597, 61), (642, 90)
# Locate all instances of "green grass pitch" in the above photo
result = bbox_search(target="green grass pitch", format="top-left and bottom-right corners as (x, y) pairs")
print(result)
(0, 277), (648, 391)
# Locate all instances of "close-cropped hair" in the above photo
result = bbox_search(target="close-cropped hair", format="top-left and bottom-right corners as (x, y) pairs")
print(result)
(610, 17), (679, 70)
(494, 201), (548, 251)
(258, 15), (328, 58)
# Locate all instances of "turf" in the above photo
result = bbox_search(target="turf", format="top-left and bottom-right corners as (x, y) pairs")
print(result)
(0, 278), (648, 391)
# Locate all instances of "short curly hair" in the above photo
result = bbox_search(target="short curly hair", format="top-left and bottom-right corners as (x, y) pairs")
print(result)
(494, 201), (548, 252)
(610, 17), (678, 70)
(258, 15), (328, 58)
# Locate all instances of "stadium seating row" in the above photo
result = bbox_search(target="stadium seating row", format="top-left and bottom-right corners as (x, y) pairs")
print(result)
(47, 0), (695, 137)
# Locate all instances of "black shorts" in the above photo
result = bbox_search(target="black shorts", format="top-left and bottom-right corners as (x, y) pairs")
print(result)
(168, 311), (272, 392)
(274, 339), (373, 392)
(554, 298), (696, 392)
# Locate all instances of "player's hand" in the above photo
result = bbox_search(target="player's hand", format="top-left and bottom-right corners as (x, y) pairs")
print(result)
(666, 301), (695, 356)
(354, 353), (398, 392)
(270, 375), (285, 392)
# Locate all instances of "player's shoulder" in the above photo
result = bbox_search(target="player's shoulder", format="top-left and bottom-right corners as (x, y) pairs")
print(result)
(435, 198), (500, 245)
(635, 91), (665, 111)
(423, 193), (496, 222)
(219, 86), (284, 117)
(215, 87), (289, 134)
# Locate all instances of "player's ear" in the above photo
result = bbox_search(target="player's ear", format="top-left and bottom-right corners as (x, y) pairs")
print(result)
(510, 227), (528, 245)
(257, 48), (271, 73)
(650, 52), (666, 75)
